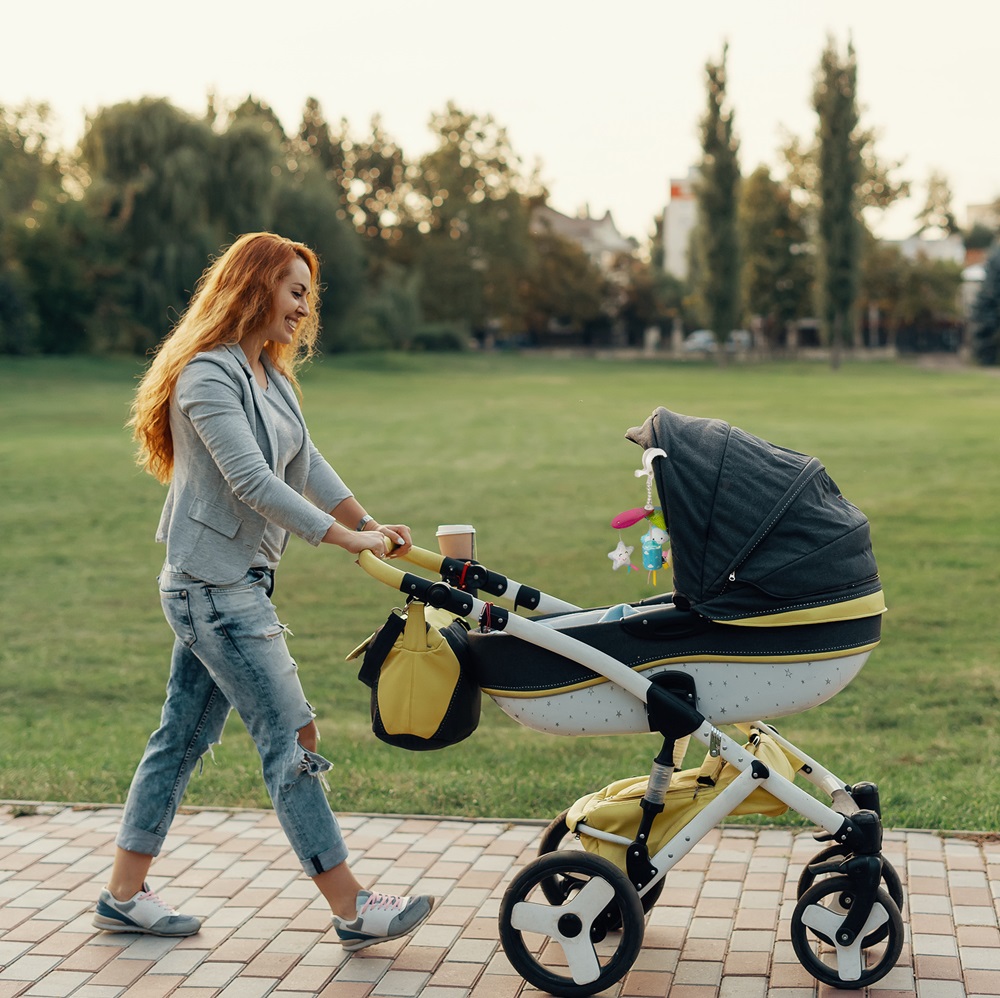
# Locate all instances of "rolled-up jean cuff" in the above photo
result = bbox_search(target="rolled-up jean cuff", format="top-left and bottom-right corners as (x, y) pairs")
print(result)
(304, 841), (350, 878)
(116, 822), (167, 858)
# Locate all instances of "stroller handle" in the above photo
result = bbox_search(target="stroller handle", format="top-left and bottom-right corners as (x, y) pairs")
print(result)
(358, 543), (581, 615)
(356, 545), (426, 588)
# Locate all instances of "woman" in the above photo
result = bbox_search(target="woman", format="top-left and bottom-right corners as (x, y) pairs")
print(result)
(93, 232), (433, 953)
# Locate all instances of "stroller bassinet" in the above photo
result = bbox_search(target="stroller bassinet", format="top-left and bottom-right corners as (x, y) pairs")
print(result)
(467, 405), (884, 734)
(354, 406), (901, 996)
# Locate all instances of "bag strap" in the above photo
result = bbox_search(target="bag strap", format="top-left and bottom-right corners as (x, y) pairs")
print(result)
(357, 609), (406, 688)
(402, 601), (428, 651)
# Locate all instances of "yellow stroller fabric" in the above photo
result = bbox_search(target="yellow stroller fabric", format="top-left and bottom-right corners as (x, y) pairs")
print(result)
(566, 726), (799, 871)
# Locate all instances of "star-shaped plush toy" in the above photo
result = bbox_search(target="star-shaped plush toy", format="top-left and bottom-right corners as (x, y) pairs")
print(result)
(608, 539), (635, 571)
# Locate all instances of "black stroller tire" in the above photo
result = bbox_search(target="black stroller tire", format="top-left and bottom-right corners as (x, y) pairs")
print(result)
(796, 844), (904, 946)
(499, 850), (644, 997)
(537, 810), (665, 918)
(790, 876), (903, 989)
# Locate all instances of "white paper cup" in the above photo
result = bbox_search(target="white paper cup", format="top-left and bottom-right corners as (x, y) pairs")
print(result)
(436, 524), (476, 560)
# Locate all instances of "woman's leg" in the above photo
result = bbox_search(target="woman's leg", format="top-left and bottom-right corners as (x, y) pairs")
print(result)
(176, 571), (350, 880)
(115, 636), (232, 860)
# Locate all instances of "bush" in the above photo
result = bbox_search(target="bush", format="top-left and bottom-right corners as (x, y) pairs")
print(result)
(0, 262), (41, 355)
(971, 247), (1000, 366)
(408, 322), (468, 352)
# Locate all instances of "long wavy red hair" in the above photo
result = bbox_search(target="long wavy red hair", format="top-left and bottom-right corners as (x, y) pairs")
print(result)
(129, 232), (322, 483)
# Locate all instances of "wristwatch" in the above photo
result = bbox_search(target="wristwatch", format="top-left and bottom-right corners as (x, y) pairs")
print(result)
(356, 514), (374, 532)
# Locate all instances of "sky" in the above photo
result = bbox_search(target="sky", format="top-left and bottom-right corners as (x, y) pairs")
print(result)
(4, 0), (998, 243)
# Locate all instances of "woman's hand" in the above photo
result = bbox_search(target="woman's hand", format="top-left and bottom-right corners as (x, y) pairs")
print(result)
(376, 523), (412, 558)
(321, 508), (413, 558)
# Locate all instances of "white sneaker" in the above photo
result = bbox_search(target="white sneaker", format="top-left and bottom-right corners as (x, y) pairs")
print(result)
(332, 890), (435, 951)
(93, 885), (201, 936)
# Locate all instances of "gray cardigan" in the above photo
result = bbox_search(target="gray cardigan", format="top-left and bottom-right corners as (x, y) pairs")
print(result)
(155, 344), (351, 584)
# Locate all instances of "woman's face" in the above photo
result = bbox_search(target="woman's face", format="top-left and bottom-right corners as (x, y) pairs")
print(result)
(265, 256), (312, 345)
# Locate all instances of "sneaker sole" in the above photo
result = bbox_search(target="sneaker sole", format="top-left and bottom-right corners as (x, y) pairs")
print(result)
(92, 914), (201, 937)
(339, 900), (435, 952)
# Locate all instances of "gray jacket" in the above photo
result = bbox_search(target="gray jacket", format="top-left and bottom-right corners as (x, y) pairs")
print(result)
(155, 344), (351, 584)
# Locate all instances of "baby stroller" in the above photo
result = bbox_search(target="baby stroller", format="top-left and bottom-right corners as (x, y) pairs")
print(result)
(355, 407), (903, 996)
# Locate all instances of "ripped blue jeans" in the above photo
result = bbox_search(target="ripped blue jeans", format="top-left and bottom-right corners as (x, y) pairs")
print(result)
(116, 567), (348, 877)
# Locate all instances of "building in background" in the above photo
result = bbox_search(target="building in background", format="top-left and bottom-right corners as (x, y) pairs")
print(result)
(530, 204), (637, 271)
(662, 167), (699, 280)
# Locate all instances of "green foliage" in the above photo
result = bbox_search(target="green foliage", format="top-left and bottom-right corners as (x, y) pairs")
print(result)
(340, 265), (424, 351)
(409, 322), (468, 351)
(916, 170), (961, 237)
(411, 103), (537, 335)
(520, 228), (605, 338)
(860, 239), (963, 349)
(814, 36), (862, 364)
(0, 103), (64, 352)
(0, 260), (41, 354)
(13, 197), (101, 353)
(692, 45), (741, 345)
(739, 165), (813, 345)
(964, 223), (996, 252)
(971, 246), (1000, 364)
(1, 356), (999, 833)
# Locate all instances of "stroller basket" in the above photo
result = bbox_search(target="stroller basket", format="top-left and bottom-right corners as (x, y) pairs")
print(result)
(566, 724), (799, 871)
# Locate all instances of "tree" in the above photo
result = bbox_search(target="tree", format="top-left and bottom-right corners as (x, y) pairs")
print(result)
(915, 170), (961, 237)
(519, 229), (605, 341)
(213, 101), (284, 235)
(971, 246), (1000, 365)
(79, 98), (218, 351)
(739, 165), (813, 349)
(813, 35), (862, 368)
(409, 103), (537, 335)
(0, 103), (64, 353)
(692, 44), (741, 359)
(295, 101), (412, 273)
(858, 238), (907, 349)
(273, 170), (365, 352)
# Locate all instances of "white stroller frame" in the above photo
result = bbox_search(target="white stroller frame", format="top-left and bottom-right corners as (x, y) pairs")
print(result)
(359, 543), (904, 996)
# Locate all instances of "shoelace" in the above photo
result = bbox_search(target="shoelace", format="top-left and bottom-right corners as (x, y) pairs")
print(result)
(136, 889), (178, 914)
(359, 891), (408, 915)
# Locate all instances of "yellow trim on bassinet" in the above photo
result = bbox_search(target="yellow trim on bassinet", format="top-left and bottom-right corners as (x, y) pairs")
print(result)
(479, 639), (881, 699)
(715, 591), (887, 627)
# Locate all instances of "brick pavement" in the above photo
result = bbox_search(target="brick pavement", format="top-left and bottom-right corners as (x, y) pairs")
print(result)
(1, 803), (998, 997)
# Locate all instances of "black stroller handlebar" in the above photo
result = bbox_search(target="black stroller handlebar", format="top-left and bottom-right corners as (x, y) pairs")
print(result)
(357, 544), (577, 615)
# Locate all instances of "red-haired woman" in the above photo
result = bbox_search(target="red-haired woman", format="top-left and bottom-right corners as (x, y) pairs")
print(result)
(93, 233), (433, 953)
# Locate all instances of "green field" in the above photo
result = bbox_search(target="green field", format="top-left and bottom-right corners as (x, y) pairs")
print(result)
(1, 352), (998, 832)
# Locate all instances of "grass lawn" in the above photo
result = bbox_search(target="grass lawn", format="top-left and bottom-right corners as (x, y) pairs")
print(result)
(1, 352), (998, 832)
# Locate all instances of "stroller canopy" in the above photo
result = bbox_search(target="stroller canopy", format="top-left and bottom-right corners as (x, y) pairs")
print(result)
(626, 407), (884, 624)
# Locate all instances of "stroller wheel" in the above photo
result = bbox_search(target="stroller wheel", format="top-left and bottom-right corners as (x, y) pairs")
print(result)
(797, 844), (904, 946)
(537, 810), (666, 918)
(790, 875), (903, 989)
(499, 850), (644, 997)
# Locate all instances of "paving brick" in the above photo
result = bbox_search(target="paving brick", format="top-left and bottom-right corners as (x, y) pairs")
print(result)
(2, 806), (995, 997)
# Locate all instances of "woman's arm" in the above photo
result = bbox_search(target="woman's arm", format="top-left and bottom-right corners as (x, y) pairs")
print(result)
(324, 497), (413, 558)
(176, 361), (336, 545)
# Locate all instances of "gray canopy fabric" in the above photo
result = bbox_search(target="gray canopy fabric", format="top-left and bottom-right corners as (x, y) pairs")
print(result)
(625, 407), (882, 622)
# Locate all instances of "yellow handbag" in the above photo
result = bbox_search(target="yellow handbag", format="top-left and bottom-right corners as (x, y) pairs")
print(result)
(352, 601), (480, 751)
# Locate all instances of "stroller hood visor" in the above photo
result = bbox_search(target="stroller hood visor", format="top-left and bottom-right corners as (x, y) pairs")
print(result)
(626, 407), (882, 622)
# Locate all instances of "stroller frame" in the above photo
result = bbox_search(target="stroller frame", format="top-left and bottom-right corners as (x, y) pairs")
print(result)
(359, 545), (904, 995)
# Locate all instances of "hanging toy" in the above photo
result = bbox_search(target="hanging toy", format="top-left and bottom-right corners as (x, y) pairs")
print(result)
(641, 529), (662, 585)
(607, 447), (668, 580)
(611, 507), (651, 530)
(607, 538), (635, 571)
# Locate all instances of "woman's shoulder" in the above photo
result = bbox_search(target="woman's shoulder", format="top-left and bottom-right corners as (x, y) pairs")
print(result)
(177, 345), (249, 395)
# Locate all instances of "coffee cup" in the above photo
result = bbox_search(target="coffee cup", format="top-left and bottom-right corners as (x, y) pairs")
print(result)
(436, 524), (476, 561)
